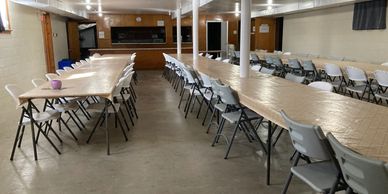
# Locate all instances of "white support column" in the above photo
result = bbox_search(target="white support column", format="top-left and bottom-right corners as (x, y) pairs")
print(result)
(192, 0), (199, 60)
(176, 7), (182, 54)
(239, 0), (251, 78)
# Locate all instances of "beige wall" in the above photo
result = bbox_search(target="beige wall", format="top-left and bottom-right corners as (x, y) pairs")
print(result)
(0, 2), (68, 137)
(51, 14), (69, 66)
(283, 4), (388, 64)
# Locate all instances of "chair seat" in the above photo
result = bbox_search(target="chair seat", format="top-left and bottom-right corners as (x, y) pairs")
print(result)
(291, 161), (339, 193)
(222, 109), (260, 124)
(64, 96), (87, 102)
(22, 110), (61, 125)
(52, 102), (79, 112)
(86, 103), (121, 114)
(189, 88), (207, 96)
(214, 103), (227, 112)
(204, 91), (216, 101)
(346, 85), (367, 93)
(114, 93), (132, 101)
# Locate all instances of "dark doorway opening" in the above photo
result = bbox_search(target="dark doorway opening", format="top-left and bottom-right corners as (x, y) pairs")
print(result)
(79, 23), (98, 59)
(207, 22), (221, 51)
(275, 17), (284, 51)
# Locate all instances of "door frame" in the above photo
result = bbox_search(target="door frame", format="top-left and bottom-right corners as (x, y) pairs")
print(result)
(205, 20), (229, 52)
(41, 12), (55, 73)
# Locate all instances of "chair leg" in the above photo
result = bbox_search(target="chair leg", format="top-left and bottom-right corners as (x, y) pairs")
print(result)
(212, 118), (226, 146)
(119, 108), (131, 131)
(207, 108), (218, 133)
(46, 121), (63, 143)
(67, 111), (83, 131)
(86, 111), (105, 144)
(281, 152), (301, 194)
(34, 121), (61, 155)
(116, 113), (128, 141)
(178, 89), (186, 109)
(17, 125), (26, 148)
(10, 123), (23, 161)
(202, 99), (213, 126)
(59, 117), (78, 141)
(224, 122), (241, 159)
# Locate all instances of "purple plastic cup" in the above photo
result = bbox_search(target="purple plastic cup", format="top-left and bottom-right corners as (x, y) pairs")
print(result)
(50, 80), (62, 90)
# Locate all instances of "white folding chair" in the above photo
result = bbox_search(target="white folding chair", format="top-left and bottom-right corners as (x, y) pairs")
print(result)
(324, 63), (346, 93)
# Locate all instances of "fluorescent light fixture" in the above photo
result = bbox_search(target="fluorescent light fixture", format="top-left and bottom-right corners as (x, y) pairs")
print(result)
(98, 12), (103, 17)
(267, 0), (273, 5)
(234, 2), (239, 17)
(86, 5), (92, 10)
(85, 0), (91, 3)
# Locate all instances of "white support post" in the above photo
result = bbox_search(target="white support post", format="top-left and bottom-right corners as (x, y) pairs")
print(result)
(192, 0), (199, 60)
(239, 0), (251, 78)
(177, 7), (182, 55)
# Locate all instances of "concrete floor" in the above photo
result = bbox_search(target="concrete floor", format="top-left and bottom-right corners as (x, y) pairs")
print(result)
(0, 71), (317, 194)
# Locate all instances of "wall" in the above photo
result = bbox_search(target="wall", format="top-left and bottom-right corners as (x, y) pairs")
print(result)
(89, 13), (240, 51)
(283, 4), (388, 64)
(51, 14), (69, 66)
(0, 2), (68, 138)
(0, 2), (45, 137)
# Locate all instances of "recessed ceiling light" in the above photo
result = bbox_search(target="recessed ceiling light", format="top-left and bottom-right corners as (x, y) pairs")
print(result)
(98, 13), (103, 17)
(86, 5), (92, 10)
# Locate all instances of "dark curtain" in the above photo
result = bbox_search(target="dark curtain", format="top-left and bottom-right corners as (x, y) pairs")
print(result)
(0, 10), (5, 32)
(353, 0), (387, 30)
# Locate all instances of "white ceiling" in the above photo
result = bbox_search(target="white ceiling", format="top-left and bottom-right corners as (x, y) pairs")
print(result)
(67, 0), (296, 15)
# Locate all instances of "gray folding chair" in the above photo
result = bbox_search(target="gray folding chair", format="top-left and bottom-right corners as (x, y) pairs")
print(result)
(287, 58), (303, 75)
(327, 133), (388, 194)
(280, 110), (345, 194)
(211, 82), (267, 159)
(285, 73), (306, 84)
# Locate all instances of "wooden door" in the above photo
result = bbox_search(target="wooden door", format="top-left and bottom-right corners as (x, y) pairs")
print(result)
(67, 20), (80, 61)
(41, 13), (55, 73)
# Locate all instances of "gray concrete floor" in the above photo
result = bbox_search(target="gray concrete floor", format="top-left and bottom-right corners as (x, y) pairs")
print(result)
(0, 71), (317, 194)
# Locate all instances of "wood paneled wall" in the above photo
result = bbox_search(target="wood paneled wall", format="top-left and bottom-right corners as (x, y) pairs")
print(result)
(89, 14), (240, 50)
(254, 17), (276, 52)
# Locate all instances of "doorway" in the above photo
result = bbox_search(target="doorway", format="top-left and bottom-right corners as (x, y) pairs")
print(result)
(67, 22), (97, 61)
(206, 21), (228, 58)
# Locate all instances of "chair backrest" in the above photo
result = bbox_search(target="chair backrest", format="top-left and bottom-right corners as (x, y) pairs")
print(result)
(63, 66), (73, 72)
(280, 110), (332, 160)
(85, 58), (91, 63)
(199, 53), (204, 56)
(234, 51), (240, 58)
(80, 60), (89, 66)
(199, 72), (212, 88)
(288, 58), (302, 69)
(271, 57), (283, 67)
(260, 67), (275, 75)
(283, 52), (291, 55)
(250, 53), (260, 63)
(222, 59), (230, 63)
(45, 73), (60, 81)
(251, 65), (262, 71)
(214, 82), (239, 105)
(181, 65), (196, 84)
(207, 55), (213, 59)
(209, 78), (222, 96)
(346, 66), (367, 82)
(113, 76), (126, 96)
(75, 62), (83, 67)
(5, 84), (24, 108)
(327, 133), (388, 194)
(56, 69), (65, 76)
(381, 62), (388, 66)
(71, 63), (78, 69)
(285, 73), (305, 84)
(265, 56), (273, 64)
(92, 53), (101, 58)
(31, 79), (46, 88)
(324, 63), (343, 77)
(374, 70), (388, 87)
(308, 81), (333, 92)
(302, 60), (316, 72)
(130, 54), (136, 62)
(215, 57), (222, 61)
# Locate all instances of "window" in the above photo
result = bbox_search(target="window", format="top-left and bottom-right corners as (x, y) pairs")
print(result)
(0, 0), (10, 32)
(111, 27), (166, 44)
(173, 26), (192, 43)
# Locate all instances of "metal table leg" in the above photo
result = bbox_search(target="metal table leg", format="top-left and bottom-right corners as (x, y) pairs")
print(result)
(27, 100), (38, 161)
(267, 120), (272, 185)
(105, 99), (110, 155)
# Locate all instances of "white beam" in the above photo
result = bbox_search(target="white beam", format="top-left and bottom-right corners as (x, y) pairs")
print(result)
(177, 7), (182, 54)
(192, 0), (199, 60)
(239, 0), (251, 78)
